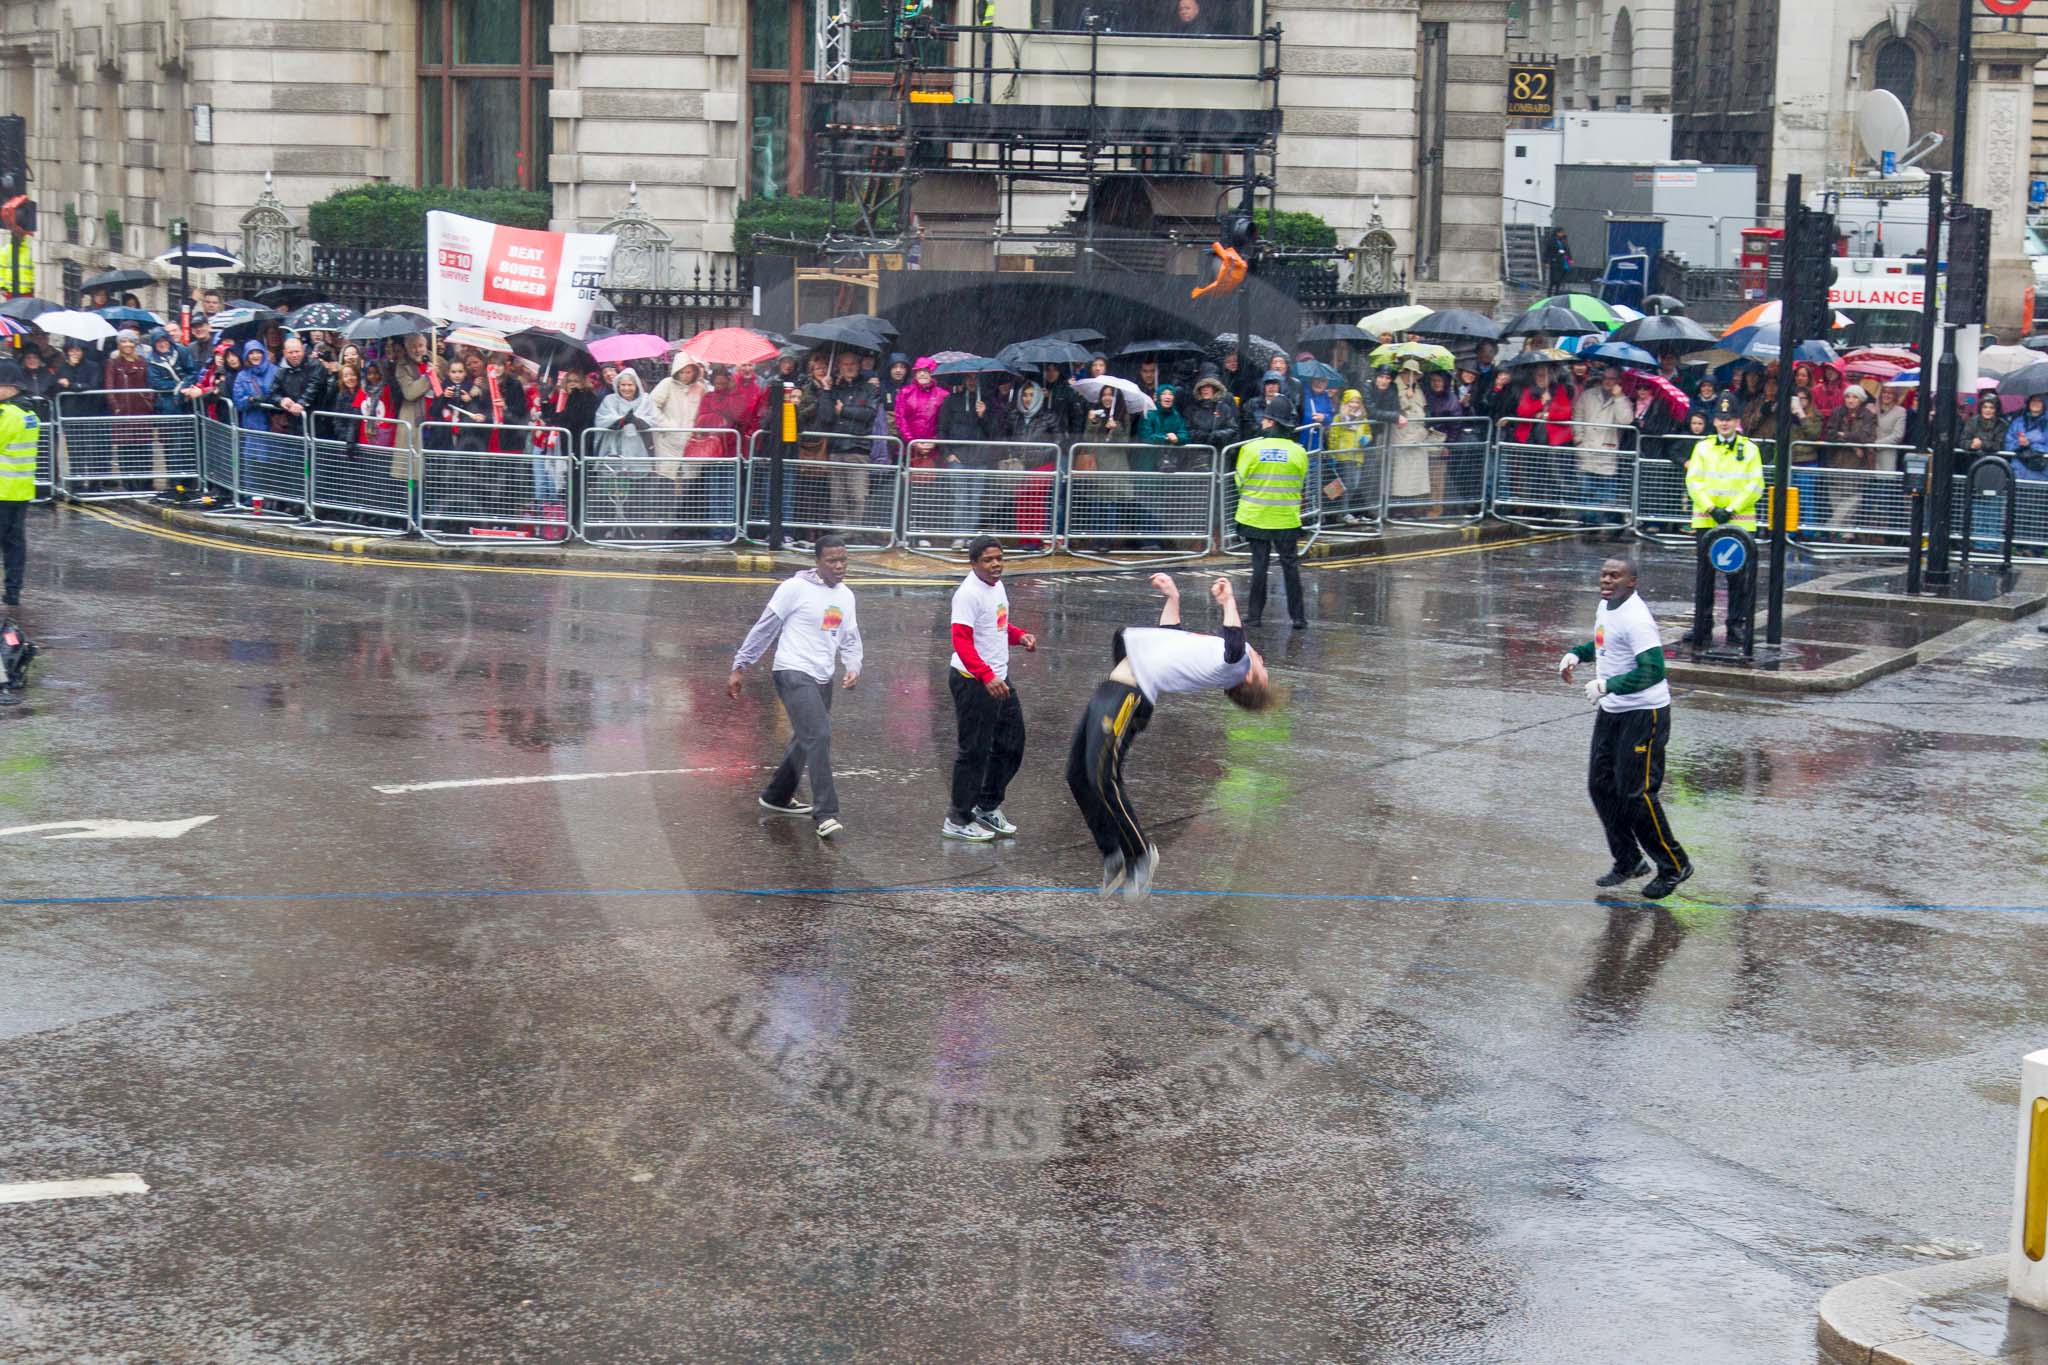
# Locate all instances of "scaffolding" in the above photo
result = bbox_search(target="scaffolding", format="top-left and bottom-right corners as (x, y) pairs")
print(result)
(812, 8), (1283, 270)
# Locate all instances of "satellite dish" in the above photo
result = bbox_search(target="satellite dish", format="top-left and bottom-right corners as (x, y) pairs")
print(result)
(1856, 90), (1912, 167)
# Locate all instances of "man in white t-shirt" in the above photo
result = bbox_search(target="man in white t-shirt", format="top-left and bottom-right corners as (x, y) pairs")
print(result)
(729, 536), (863, 839)
(943, 536), (1037, 841)
(1558, 554), (1694, 899)
(1066, 572), (1275, 899)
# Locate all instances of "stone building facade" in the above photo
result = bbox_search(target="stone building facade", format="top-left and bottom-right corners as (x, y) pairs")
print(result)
(1519, 0), (1673, 114)
(0, 0), (1505, 307)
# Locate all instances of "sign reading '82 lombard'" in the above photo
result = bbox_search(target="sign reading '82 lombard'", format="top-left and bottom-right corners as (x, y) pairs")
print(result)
(1507, 63), (1555, 116)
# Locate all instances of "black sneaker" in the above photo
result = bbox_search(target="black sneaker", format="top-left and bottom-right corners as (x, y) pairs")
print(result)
(758, 795), (813, 816)
(1595, 860), (1651, 888)
(0, 594), (16, 607)
(1641, 863), (1695, 900)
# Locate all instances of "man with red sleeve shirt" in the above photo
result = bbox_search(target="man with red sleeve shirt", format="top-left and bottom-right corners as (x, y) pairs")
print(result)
(943, 535), (1036, 841)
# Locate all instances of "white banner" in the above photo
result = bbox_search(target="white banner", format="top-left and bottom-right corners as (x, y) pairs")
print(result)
(426, 211), (615, 338)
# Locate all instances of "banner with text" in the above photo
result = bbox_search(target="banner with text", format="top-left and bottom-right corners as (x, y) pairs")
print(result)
(426, 211), (616, 338)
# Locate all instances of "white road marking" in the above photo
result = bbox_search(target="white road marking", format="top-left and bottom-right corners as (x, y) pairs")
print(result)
(374, 766), (916, 795)
(0, 1174), (150, 1205)
(0, 817), (217, 841)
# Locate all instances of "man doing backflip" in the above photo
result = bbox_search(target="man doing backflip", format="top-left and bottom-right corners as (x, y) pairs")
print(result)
(1068, 573), (1274, 898)
(729, 536), (863, 840)
(1558, 555), (1694, 900)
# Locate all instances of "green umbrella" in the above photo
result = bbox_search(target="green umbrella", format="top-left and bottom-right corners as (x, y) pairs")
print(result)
(1535, 292), (1623, 330)
(1358, 303), (1434, 335)
(1367, 341), (1456, 371)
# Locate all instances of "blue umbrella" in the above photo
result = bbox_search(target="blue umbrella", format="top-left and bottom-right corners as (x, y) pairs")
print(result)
(1293, 359), (1345, 384)
(153, 242), (242, 273)
(1583, 340), (1657, 368)
(96, 305), (163, 326)
(1792, 339), (1840, 365)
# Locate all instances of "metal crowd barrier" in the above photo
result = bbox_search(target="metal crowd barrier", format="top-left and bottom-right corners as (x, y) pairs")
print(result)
(22, 395), (53, 503)
(900, 438), (1060, 561)
(1220, 438), (1323, 556)
(417, 421), (574, 546)
(1063, 442), (1216, 566)
(743, 430), (902, 550)
(1384, 414), (1489, 527)
(56, 389), (199, 501)
(238, 425), (311, 514)
(195, 408), (249, 514)
(1302, 421), (1384, 538)
(1784, 441), (1918, 557)
(1490, 417), (1637, 529)
(579, 426), (743, 547)
(307, 414), (415, 535)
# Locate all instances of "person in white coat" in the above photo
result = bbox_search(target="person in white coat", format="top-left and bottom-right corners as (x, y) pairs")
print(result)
(649, 352), (710, 480)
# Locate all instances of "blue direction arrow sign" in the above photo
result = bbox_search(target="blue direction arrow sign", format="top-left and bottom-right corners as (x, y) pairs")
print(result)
(1709, 533), (1749, 575)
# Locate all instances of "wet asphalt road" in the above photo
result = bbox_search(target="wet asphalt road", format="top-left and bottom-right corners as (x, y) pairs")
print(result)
(2, 506), (2046, 1363)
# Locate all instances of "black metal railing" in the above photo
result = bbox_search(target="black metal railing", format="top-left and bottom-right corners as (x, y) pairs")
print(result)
(222, 254), (754, 338)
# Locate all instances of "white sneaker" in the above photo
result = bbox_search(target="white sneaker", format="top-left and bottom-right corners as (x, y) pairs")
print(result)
(942, 817), (996, 841)
(972, 807), (1018, 836)
(1100, 850), (1127, 898)
(915, 538), (934, 548)
(1124, 843), (1160, 900)
(815, 817), (844, 839)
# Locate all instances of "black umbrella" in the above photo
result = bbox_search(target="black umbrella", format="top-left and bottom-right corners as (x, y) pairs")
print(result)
(1294, 323), (1374, 345)
(1049, 327), (1108, 346)
(286, 301), (360, 333)
(1610, 314), (1717, 351)
(932, 355), (1018, 378)
(1998, 363), (2048, 398)
(1409, 308), (1503, 342)
(1115, 338), (1207, 358)
(1503, 304), (1599, 338)
(2024, 334), (2048, 353)
(81, 267), (156, 294)
(252, 283), (328, 310)
(1505, 347), (1575, 368)
(790, 317), (888, 350)
(0, 297), (60, 321)
(344, 312), (436, 342)
(585, 323), (619, 341)
(833, 312), (899, 338)
(508, 326), (595, 370)
(1641, 293), (1688, 316)
(209, 306), (286, 341)
(153, 243), (242, 273)
(1003, 337), (1095, 367)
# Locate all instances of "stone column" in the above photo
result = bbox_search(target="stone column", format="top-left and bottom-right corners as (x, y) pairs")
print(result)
(1964, 29), (2047, 339)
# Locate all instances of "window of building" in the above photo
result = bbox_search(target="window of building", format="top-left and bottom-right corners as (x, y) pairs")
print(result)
(418, 0), (555, 190)
(1875, 37), (1917, 109)
(748, 0), (896, 197)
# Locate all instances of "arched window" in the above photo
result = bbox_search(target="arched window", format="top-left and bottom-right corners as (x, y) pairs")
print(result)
(1875, 37), (1917, 109)
(418, 0), (554, 190)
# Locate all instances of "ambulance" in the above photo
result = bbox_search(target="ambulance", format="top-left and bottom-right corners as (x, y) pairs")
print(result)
(1827, 257), (1936, 349)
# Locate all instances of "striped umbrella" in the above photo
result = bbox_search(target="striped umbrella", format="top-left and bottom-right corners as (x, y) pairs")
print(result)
(444, 326), (513, 354)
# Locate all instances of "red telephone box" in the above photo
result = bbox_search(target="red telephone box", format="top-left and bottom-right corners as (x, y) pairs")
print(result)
(1739, 227), (1784, 301)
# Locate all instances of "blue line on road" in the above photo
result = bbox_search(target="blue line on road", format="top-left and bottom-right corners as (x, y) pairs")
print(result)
(2, 882), (2044, 918)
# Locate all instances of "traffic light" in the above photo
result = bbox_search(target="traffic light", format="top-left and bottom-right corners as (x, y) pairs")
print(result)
(0, 196), (36, 234)
(1945, 204), (1992, 326)
(1784, 205), (1836, 341)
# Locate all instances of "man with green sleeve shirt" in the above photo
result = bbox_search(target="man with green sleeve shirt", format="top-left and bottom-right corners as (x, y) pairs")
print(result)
(1558, 555), (1694, 900)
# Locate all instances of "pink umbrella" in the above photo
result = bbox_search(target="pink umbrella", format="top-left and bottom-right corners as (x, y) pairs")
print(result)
(674, 326), (779, 367)
(587, 332), (670, 365)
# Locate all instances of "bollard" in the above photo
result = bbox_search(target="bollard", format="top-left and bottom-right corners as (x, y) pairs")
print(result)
(2010, 1048), (2048, 1309)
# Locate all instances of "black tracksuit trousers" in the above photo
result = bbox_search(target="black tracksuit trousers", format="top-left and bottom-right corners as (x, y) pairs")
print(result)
(1588, 705), (1689, 878)
(1064, 678), (1153, 860)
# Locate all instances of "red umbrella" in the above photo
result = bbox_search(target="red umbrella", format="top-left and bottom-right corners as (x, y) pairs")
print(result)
(1842, 356), (1910, 380)
(676, 326), (778, 367)
(1840, 345), (1918, 367)
(1624, 370), (1691, 422)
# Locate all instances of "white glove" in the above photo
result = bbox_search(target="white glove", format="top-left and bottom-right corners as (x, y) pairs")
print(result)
(1583, 677), (1606, 705)
(1557, 652), (1579, 680)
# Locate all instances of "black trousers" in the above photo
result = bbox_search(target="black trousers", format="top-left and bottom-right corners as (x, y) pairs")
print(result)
(1588, 705), (1689, 878)
(1692, 528), (1753, 644)
(1241, 524), (1304, 625)
(949, 669), (1026, 823)
(0, 500), (24, 599)
(1065, 678), (1153, 860)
